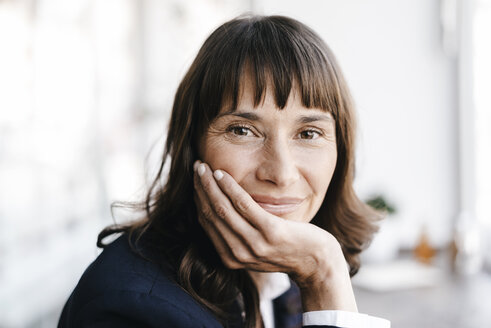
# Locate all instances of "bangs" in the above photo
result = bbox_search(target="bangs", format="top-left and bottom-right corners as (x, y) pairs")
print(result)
(198, 16), (344, 124)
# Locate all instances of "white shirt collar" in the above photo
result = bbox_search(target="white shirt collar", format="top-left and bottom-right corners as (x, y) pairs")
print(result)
(249, 272), (291, 328)
(251, 271), (291, 301)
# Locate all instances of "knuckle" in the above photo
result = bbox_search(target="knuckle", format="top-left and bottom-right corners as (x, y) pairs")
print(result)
(236, 196), (251, 213)
(214, 204), (228, 219)
(251, 241), (269, 259)
(264, 224), (283, 244)
(201, 206), (214, 221)
(223, 257), (240, 269)
(233, 249), (251, 264)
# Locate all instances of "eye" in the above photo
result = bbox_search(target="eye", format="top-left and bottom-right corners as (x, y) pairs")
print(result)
(299, 129), (321, 140)
(227, 125), (254, 137)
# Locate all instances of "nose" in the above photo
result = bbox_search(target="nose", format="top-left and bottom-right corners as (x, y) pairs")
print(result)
(256, 137), (300, 188)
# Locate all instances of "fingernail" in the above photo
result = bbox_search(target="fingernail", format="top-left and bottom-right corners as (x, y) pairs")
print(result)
(193, 160), (199, 172)
(198, 164), (205, 176)
(213, 170), (223, 181)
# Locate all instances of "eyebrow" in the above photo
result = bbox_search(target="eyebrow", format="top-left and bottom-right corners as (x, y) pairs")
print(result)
(217, 110), (334, 124)
(297, 114), (334, 124)
(216, 111), (260, 120)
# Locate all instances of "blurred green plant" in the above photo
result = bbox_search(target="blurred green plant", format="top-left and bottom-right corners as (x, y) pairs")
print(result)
(366, 195), (396, 215)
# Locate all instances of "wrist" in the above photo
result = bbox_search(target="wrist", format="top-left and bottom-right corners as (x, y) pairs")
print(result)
(295, 237), (358, 312)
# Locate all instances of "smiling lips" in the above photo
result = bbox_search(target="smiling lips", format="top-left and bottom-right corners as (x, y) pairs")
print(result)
(251, 195), (304, 215)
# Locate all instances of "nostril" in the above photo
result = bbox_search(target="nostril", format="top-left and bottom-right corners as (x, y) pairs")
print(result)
(256, 139), (300, 187)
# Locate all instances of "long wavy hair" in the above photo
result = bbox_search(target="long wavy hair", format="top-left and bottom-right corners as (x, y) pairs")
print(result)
(98, 15), (379, 328)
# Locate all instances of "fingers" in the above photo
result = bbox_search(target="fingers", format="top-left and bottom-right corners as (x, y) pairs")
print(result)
(194, 162), (261, 238)
(210, 167), (280, 234)
(193, 162), (259, 269)
(193, 160), (290, 272)
(195, 205), (243, 270)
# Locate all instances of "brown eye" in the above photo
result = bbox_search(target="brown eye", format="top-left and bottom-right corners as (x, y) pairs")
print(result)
(228, 126), (253, 136)
(299, 130), (320, 139)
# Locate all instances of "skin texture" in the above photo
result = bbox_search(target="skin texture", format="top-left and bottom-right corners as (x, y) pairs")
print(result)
(199, 80), (337, 223)
(193, 79), (358, 313)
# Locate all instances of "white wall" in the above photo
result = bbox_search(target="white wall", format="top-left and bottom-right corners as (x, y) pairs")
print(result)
(0, 1), (251, 326)
(0, 1), (461, 326)
(255, 0), (459, 248)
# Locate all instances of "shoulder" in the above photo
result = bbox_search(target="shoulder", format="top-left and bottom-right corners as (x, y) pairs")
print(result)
(59, 235), (221, 328)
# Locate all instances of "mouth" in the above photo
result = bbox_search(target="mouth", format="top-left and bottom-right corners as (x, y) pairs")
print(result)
(251, 195), (304, 216)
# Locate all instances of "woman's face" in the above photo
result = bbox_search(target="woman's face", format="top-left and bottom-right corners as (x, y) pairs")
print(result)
(199, 78), (337, 223)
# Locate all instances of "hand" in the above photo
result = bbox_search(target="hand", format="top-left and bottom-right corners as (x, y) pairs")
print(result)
(193, 161), (358, 312)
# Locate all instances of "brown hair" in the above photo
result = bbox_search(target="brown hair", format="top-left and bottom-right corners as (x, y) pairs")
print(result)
(98, 14), (378, 327)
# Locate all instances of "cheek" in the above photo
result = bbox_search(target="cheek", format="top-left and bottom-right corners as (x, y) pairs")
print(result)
(201, 140), (256, 183)
(298, 146), (337, 195)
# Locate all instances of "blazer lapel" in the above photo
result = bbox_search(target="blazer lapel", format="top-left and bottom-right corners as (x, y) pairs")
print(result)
(273, 281), (302, 328)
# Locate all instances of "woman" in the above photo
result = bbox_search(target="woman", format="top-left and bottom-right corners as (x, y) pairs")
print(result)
(59, 15), (390, 328)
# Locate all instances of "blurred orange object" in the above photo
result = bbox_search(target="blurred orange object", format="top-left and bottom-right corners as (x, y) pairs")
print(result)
(414, 226), (436, 264)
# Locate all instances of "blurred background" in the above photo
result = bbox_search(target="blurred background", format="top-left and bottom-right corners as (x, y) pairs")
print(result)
(0, 0), (490, 327)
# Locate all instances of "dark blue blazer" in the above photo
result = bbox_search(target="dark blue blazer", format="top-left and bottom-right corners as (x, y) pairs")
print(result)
(58, 235), (337, 328)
